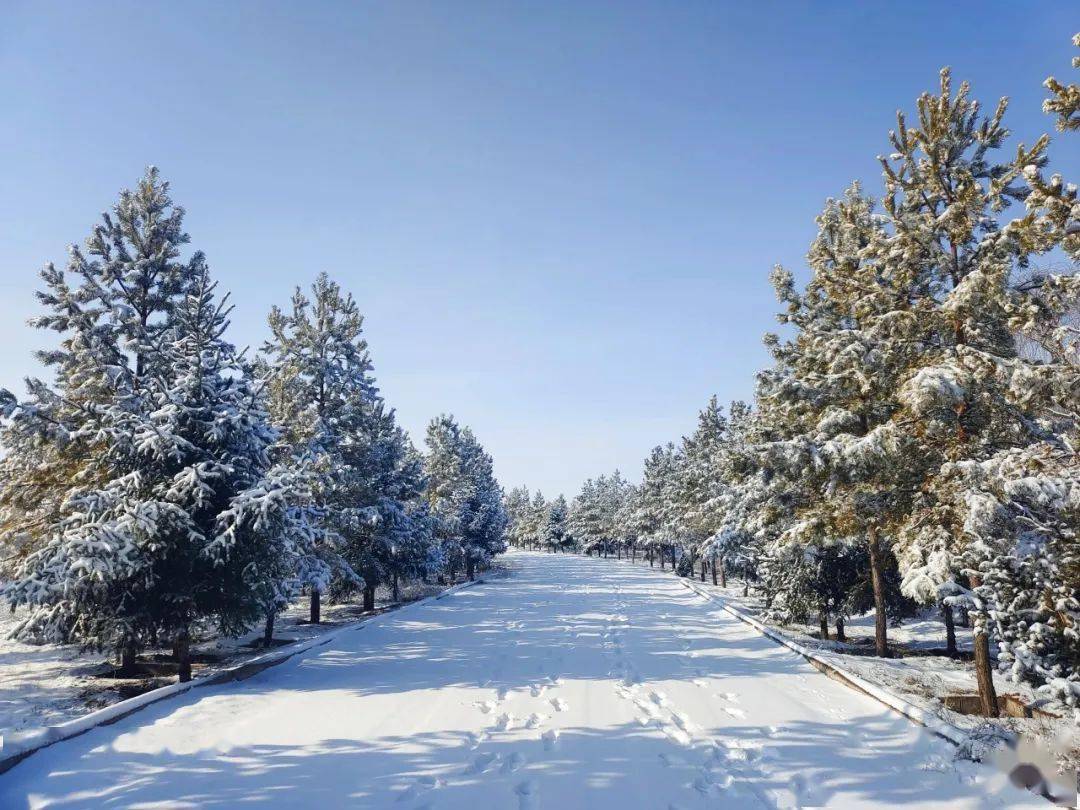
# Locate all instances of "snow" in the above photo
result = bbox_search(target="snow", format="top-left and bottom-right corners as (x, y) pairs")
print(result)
(0, 552), (1043, 808)
(0, 578), (450, 740)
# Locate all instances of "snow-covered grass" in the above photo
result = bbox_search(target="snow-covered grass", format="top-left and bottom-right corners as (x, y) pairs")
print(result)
(591, 551), (1080, 773)
(0, 573), (497, 740)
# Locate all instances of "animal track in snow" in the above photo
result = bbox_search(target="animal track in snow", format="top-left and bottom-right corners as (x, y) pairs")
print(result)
(494, 712), (517, 732)
(529, 683), (547, 697)
(475, 700), (498, 714)
(721, 705), (747, 719)
(549, 697), (569, 712)
(649, 690), (669, 707)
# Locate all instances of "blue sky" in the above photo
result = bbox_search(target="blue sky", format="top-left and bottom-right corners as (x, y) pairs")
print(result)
(1, 2), (1076, 498)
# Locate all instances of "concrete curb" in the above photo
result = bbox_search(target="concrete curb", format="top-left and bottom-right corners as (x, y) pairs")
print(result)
(0, 577), (486, 774)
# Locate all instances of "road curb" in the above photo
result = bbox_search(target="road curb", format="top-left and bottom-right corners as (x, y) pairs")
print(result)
(0, 577), (486, 774)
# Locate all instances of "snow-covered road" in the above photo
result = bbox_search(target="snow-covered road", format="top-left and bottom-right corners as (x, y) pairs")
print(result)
(1, 551), (1040, 808)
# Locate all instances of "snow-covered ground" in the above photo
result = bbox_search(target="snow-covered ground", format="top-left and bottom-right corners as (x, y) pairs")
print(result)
(602, 552), (1078, 769)
(0, 579), (449, 738)
(0, 551), (1045, 808)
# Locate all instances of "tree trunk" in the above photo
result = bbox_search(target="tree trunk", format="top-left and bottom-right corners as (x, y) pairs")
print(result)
(310, 587), (321, 625)
(119, 640), (137, 677)
(176, 628), (191, 683)
(632, 545), (637, 562)
(392, 571), (400, 603)
(700, 559), (706, 582)
(363, 583), (376, 612)
(671, 547), (677, 569)
(263, 610), (275, 646)
(819, 612), (830, 641)
(719, 560), (726, 588)
(835, 616), (846, 642)
(659, 551), (665, 570)
(743, 579), (749, 597)
(968, 575), (999, 717)
(867, 530), (889, 657)
(466, 556), (476, 581)
(712, 556), (719, 586)
(943, 603), (957, 657)
(973, 618), (999, 717)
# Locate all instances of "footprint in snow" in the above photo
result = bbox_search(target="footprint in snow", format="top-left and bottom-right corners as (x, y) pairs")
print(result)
(549, 697), (569, 712)
(670, 711), (696, 734)
(715, 692), (739, 702)
(530, 683), (547, 697)
(692, 771), (734, 796)
(658, 752), (687, 768)
(501, 752), (527, 774)
(649, 691), (669, 707)
(494, 712), (517, 732)
(547, 675), (564, 687)
(662, 725), (693, 746)
(468, 752), (501, 774)
(475, 700), (498, 714)
(691, 678), (708, 688)
(515, 779), (539, 810)
(525, 712), (548, 729)
(721, 705), (747, 719)
(465, 730), (487, 748)
(541, 729), (560, 751)
(496, 686), (511, 701)
(396, 775), (445, 803)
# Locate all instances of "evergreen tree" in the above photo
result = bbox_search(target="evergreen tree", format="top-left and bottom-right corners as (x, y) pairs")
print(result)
(543, 495), (569, 552)
(423, 415), (507, 580)
(2, 171), (299, 678)
(262, 273), (377, 622)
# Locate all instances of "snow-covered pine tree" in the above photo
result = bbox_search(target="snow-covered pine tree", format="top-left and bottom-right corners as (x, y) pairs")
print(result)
(864, 69), (1071, 715)
(754, 183), (905, 657)
(423, 415), (507, 581)
(1043, 33), (1079, 133)
(543, 495), (569, 552)
(3, 170), (300, 678)
(702, 401), (761, 592)
(929, 41), (1080, 713)
(262, 272), (376, 622)
(527, 491), (548, 550)
(569, 479), (601, 555)
(676, 396), (728, 580)
(503, 486), (532, 548)
(339, 400), (433, 611)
